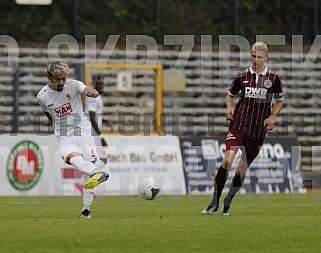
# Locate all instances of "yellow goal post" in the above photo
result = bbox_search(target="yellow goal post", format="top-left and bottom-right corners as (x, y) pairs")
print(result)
(84, 63), (163, 135)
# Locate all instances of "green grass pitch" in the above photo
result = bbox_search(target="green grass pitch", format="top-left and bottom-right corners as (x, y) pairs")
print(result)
(1, 193), (321, 253)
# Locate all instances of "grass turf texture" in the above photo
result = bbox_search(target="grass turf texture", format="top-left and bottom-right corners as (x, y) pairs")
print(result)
(1, 193), (321, 253)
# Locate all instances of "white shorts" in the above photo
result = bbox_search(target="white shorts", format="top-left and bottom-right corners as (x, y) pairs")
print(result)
(59, 134), (98, 163)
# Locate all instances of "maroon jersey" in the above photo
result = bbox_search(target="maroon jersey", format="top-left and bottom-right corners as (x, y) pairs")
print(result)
(228, 66), (284, 138)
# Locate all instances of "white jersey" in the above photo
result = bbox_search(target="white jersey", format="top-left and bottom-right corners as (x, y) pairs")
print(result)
(86, 95), (103, 129)
(37, 79), (91, 140)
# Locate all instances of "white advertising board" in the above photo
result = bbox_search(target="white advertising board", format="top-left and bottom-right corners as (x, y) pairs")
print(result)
(0, 134), (186, 196)
(60, 135), (186, 196)
(0, 134), (60, 196)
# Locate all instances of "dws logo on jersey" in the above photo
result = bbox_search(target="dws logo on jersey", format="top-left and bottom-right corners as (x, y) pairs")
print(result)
(245, 87), (267, 99)
(6, 140), (43, 191)
(55, 102), (72, 117)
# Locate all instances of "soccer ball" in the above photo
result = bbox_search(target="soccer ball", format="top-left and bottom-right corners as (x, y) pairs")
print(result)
(138, 177), (161, 200)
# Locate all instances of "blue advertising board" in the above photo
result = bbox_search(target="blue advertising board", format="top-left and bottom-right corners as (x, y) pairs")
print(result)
(180, 137), (306, 194)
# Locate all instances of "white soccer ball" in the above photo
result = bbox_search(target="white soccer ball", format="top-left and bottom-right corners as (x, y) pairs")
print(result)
(138, 177), (161, 200)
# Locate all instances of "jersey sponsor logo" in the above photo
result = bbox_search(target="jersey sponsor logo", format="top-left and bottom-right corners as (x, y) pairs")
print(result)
(245, 87), (267, 99)
(6, 140), (43, 191)
(264, 79), (272, 88)
(54, 103), (72, 117)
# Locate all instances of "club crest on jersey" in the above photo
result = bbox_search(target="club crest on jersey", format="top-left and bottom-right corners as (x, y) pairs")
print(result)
(55, 103), (72, 117)
(264, 79), (272, 88)
(66, 93), (71, 100)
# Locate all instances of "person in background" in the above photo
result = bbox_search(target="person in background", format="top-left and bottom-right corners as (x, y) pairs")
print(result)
(86, 76), (113, 166)
(202, 42), (284, 216)
(75, 76), (114, 196)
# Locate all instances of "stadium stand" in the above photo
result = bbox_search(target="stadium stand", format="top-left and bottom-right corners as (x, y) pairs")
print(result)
(0, 47), (320, 172)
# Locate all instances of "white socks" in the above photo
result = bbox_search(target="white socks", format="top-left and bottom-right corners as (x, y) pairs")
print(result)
(69, 156), (101, 212)
(69, 156), (96, 176)
(82, 174), (95, 211)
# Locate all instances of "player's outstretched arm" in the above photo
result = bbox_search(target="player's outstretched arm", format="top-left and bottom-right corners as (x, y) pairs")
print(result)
(83, 86), (99, 98)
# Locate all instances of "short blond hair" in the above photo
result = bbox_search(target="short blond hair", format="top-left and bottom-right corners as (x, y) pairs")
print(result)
(252, 42), (268, 55)
(47, 60), (70, 77)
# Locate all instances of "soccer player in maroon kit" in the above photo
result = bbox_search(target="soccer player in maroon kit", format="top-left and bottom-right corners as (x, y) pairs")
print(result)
(202, 42), (284, 215)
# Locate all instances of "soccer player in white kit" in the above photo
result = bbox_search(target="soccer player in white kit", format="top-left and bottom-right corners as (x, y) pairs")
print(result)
(37, 60), (109, 218)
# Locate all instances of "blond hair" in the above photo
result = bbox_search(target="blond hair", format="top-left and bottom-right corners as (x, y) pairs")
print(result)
(47, 60), (70, 77)
(252, 42), (268, 55)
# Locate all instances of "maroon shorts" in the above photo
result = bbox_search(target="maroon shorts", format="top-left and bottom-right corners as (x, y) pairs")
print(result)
(225, 130), (265, 165)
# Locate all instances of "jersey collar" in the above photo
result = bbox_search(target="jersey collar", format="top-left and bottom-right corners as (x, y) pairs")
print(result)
(250, 66), (268, 76)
